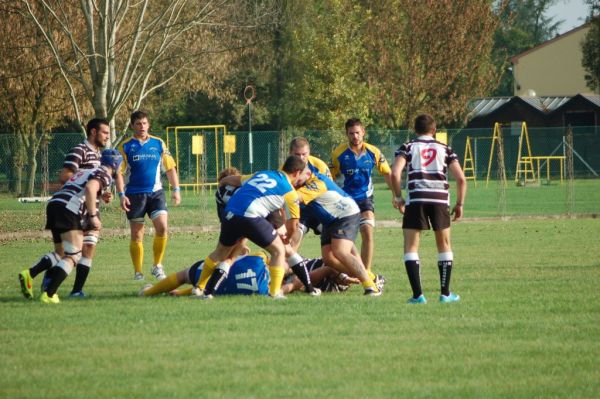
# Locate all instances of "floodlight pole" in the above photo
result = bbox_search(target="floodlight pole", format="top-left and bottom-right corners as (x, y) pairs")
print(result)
(244, 85), (256, 173)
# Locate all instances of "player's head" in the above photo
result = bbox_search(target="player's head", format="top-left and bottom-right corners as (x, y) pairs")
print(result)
(282, 155), (309, 188)
(414, 114), (436, 135)
(218, 167), (240, 182)
(345, 117), (365, 147)
(100, 148), (123, 176)
(130, 110), (150, 137)
(289, 137), (310, 162)
(86, 118), (110, 148)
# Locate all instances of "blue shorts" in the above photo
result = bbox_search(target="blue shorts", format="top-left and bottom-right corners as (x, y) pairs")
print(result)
(355, 196), (374, 213)
(320, 213), (360, 246)
(299, 206), (322, 235)
(219, 213), (278, 248)
(126, 190), (167, 222)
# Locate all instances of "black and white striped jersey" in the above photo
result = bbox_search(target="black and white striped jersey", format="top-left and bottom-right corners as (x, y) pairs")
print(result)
(63, 140), (101, 172)
(394, 135), (459, 205)
(48, 166), (113, 215)
(215, 184), (240, 221)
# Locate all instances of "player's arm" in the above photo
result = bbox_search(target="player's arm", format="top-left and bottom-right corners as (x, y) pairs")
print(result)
(282, 191), (301, 244)
(448, 160), (466, 221)
(161, 148), (181, 206)
(59, 167), (75, 184)
(390, 155), (406, 213)
(115, 145), (131, 211)
(84, 179), (102, 230)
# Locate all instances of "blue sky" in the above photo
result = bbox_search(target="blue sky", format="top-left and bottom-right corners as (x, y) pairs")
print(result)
(547, 0), (590, 33)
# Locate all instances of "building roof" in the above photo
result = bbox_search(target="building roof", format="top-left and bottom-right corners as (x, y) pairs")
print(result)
(468, 94), (600, 120)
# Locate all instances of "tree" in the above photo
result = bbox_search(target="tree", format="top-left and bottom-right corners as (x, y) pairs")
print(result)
(0, 4), (74, 196)
(492, 0), (563, 96)
(363, 0), (502, 128)
(279, 0), (372, 132)
(21, 0), (280, 140)
(581, 1), (600, 92)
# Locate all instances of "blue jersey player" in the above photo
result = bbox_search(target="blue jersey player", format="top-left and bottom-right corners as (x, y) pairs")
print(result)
(196, 155), (311, 299)
(140, 246), (271, 297)
(296, 171), (382, 296)
(330, 118), (394, 278)
(116, 110), (181, 282)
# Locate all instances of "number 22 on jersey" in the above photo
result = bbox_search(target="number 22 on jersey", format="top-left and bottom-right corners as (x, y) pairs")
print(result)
(247, 173), (277, 193)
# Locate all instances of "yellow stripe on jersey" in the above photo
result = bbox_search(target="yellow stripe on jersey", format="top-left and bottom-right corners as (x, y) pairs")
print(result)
(296, 175), (326, 205)
(282, 190), (300, 219)
(159, 138), (176, 171)
(363, 142), (391, 175)
(117, 139), (130, 174)
(329, 144), (347, 180)
(308, 155), (331, 178)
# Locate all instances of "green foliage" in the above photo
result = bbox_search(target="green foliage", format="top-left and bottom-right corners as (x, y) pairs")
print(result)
(1, 220), (600, 398)
(492, 0), (563, 96)
(581, 15), (600, 91)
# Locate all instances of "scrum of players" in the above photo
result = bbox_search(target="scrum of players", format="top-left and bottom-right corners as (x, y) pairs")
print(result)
(19, 112), (465, 304)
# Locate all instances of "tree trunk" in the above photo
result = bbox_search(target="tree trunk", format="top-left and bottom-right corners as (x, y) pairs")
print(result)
(11, 160), (23, 197)
(26, 156), (37, 197)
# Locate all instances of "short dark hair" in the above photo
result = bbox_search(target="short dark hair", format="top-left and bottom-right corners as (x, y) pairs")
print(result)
(218, 167), (240, 182)
(281, 155), (306, 174)
(86, 118), (110, 137)
(130, 110), (149, 125)
(345, 118), (364, 132)
(414, 114), (436, 134)
(289, 136), (310, 152)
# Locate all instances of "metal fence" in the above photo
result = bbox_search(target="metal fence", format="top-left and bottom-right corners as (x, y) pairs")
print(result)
(1, 125), (599, 195)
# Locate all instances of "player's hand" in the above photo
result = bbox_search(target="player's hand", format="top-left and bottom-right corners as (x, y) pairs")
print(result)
(451, 204), (463, 221)
(101, 191), (113, 203)
(88, 215), (102, 230)
(172, 191), (181, 206)
(120, 195), (130, 212)
(393, 197), (405, 214)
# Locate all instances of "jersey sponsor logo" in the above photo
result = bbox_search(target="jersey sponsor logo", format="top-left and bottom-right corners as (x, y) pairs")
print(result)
(421, 148), (437, 167)
(132, 153), (159, 162)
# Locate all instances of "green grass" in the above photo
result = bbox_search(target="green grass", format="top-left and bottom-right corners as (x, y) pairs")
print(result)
(1, 219), (600, 398)
(1, 179), (599, 234)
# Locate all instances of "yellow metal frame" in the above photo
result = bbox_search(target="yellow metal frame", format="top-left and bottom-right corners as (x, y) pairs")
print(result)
(463, 136), (477, 186)
(522, 156), (565, 183)
(165, 125), (229, 190)
(514, 122), (536, 183)
(486, 123), (508, 187)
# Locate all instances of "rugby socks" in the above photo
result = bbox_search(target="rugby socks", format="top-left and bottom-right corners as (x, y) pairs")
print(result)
(152, 234), (168, 266)
(71, 257), (92, 294)
(204, 262), (231, 295)
(438, 252), (453, 296)
(366, 269), (377, 282)
(197, 257), (218, 290)
(361, 279), (378, 291)
(143, 273), (179, 296)
(288, 253), (315, 293)
(130, 241), (144, 274)
(45, 259), (74, 297)
(29, 252), (60, 278)
(268, 265), (285, 296)
(404, 252), (422, 299)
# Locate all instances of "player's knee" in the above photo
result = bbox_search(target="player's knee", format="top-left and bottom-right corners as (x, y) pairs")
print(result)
(360, 218), (375, 229)
(83, 234), (98, 246)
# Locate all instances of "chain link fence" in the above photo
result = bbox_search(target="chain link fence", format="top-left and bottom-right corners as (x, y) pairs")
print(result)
(1, 125), (599, 196)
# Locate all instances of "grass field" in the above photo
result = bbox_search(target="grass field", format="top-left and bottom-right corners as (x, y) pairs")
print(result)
(1, 216), (599, 398)
(1, 179), (599, 235)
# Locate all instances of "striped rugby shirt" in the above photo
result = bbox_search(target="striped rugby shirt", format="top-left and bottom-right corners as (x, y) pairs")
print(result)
(48, 166), (113, 216)
(63, 140), (101, 172)
(394, 135), (458, 205)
